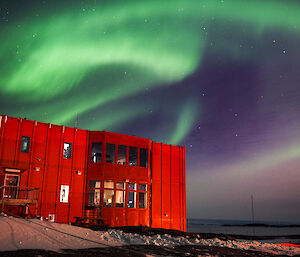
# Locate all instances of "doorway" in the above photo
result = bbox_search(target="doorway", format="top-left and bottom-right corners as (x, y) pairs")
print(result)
(3, 174), (20, 198)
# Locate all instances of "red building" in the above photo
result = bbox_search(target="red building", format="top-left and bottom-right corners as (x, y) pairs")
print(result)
(0, 115), (186, 231)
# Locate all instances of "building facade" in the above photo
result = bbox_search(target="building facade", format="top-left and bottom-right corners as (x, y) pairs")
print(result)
(0, 115), (186, 231)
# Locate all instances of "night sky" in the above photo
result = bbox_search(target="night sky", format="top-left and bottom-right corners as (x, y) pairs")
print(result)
(1, 0), (300, 222)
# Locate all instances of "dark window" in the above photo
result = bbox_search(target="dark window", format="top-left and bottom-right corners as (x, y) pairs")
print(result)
(63, 142), (72, 158)
(117, 145), (127, 165)
(139, 192), (147, 208)
(20, 136), (30, 153)
(106, 143), (115, 163)
(91, 143), (102, 163)
(140, 148), (148, 167)
(128, 183), (136, 190)
(127, 191), (136, 208)
(139, 184), (147, 191)
(129, 147), (138, 166)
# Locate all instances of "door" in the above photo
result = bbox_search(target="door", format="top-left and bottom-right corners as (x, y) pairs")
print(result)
(3, 174), (20, 198)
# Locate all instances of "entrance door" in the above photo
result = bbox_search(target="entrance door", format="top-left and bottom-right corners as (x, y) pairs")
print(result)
(3, 174), (20, 198)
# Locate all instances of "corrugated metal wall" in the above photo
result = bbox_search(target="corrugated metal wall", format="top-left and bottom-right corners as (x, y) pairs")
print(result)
(151, 142), (186, 231)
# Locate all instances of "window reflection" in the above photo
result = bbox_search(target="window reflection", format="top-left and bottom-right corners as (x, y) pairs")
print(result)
(63, 142), (72, 159)
(127, 191), (136, 208)
(91, 143), (102, 163)
(129, 147), (137, 166)
(117, 145), (127, 165)
(139, 192), (147, 208)
(21, 136), (30, 153)
(106, 143), (115, 163)
(140, 148), (148, 168)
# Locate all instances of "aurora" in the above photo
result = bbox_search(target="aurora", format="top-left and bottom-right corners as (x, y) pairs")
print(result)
(1, 0), (300, 222)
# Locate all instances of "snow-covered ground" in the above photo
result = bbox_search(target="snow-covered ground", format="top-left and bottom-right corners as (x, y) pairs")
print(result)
(0, 214), (299, 256)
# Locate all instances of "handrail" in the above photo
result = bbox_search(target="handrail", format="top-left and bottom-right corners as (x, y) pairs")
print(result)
(0, 185), (40, 190)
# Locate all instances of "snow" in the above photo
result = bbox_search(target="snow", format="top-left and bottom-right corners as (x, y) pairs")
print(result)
(0, 214), (299, 256)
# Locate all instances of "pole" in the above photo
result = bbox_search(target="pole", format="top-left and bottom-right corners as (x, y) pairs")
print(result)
(251, 194), (255, 224)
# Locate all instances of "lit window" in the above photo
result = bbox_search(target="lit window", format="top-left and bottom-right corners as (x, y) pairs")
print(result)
(129, 147), (137, 166)
(139, 192), (147, 209)
(140, 148), (148, 168)
(117, 145), (127, 165)
(106, 143), (115, 163)
(91, 143), (102, 163)
(104, 180), (114, 189)
(116, 182), (125, 189)
(63, 142), (72, 158)
(20, 136), (30, 153)
(116, 190), (125, 207)
(127, 191), (136, 208)
(104, 190), (114, 207)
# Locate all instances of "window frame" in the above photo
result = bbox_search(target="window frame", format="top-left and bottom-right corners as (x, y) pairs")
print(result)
(91, 142), (102, 163)
(20, 136), (30, 153)
(63, 142), (72, 159)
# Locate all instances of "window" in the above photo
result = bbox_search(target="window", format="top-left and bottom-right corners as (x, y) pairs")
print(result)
(104, 180), (114, 189)
(139, 184), (147, 191)
(140, 148), (148, 168)
(88, 180), (101, 207)
(117, 145), (127, 165)
(90, 180), (101, 188)
(127, 182), (137, 208)
(106, 143), (115, 163)
(20, 136), (30, 153)
(63, 142), (72, 158)
(128, 191), (136, 208)
(116, 182), (125, 189)
(139, 184), (147, 209)
(104, 180), (114, 207)
(104, 190), (114, 207)
(129, 147), (137, 166)
(139, 192), (147, 208)
(91, 143), (102, 163)
(116, 182), (125, 207)
(128, 183), (136, 190)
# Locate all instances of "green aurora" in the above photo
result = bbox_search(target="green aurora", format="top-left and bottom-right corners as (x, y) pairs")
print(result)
(1, 0), (300, 144)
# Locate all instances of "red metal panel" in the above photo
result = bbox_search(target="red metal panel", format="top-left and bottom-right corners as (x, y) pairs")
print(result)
(69, 129), (87, 223)
(1, 117), (19, 167)
(161, 144), (171, 229)
(150, 142), (162, 228)
(16, 120), (34, 170)
(182, 147), (187, 231)
(55, 127), (74, 223)
(41, 125), (62, 219)
(170, 145), (180, 230)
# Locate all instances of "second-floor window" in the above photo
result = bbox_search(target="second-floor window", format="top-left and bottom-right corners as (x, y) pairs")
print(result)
(20, 136), (30, 153)
(129, 147), (137, 166)
(91, 142), (102, 163)
(117, 145), (127, 165)
(140, 148), (148, 168)
(106, 143), (115, 163)
(63, 142), (72, 158)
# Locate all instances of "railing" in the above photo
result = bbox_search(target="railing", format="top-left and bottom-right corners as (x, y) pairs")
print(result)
(0, 186), (40, 214)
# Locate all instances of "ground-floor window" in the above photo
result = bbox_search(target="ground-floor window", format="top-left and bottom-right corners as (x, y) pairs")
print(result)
(88, 180), (148, 209)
